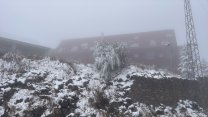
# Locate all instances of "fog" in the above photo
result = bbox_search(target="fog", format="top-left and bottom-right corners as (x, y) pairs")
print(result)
(0, 0), (208, 60)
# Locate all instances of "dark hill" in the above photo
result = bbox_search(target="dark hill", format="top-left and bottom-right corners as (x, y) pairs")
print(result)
(0, 37), (50, 57)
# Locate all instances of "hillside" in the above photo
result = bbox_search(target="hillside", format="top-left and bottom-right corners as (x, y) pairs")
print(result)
(0, 37), (50, 57)
(0, 54), (207, 117)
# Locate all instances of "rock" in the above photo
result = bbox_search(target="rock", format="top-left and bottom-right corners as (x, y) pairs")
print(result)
(125, 98), (133, 106)
(24, 106), (46, 117)
(129, 105), (137, 112)
(65, 79), (73, 85)
(155, 110), (164, 115)
(192, 102), (200, 111)
(126, 74), (130, 78)
(40, 88), (51, 95)
(83, 80), (89, 88)
(68, 85), (79, 91)
(180, 107), (187, 113)
(117, 78), (123, 82)
(3, 89), (16, 102)
(58, 84), (64, 90)
(15, 99), (23, 104)
(77, 77), (82, 81)
(24, 98), (31, 103)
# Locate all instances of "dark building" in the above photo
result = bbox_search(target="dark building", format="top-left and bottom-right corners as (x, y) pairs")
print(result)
(55, 30), (179, 73)
(0, 37), (51, 57)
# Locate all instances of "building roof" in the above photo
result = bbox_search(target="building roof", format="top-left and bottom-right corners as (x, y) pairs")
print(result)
(59, 29), (177, 48)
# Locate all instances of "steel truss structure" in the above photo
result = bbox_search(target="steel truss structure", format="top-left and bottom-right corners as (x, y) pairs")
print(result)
(184, 0), (203, 79)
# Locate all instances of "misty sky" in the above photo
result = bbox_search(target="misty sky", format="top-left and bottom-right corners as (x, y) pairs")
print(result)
(0, 0), (208, 60)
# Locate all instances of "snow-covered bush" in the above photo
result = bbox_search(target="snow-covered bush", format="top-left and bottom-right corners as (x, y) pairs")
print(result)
(89, 87), (109, 110)
(178, 46), (207, 79)
(93, 41), (127, 81)
(2, 52), (23, 62)
(0, 51), (4, 58)
(0, 53), (29, 74)
(178, 46), (193, 79)
(201, 59), (208, 77)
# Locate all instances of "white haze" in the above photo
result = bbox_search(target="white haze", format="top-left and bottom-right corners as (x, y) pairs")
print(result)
(0, 0), (208, 60)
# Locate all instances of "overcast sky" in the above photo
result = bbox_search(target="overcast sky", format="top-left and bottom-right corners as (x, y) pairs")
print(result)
(0, 0), (208, 60)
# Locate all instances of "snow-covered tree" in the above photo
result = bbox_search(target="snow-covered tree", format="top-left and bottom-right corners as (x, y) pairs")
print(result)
(93, 41), (127, 81)
(201, 59), (208, 77)
(178, 46), (193, 79)
(178, 45), (208, 79)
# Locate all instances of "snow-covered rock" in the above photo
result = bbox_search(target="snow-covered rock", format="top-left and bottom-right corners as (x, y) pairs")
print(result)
(0, 55), (206, 117)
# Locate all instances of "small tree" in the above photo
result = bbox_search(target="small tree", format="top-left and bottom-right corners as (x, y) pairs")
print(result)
(178, 46), (208, 79)
(178, 46), (193, 79)
(93, 41), (127, 81)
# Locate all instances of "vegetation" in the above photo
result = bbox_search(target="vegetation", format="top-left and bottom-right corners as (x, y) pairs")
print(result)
(178, 46), (208, 79)
(93, 41), (127, 81)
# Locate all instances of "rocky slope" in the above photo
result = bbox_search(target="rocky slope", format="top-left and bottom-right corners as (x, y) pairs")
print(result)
(0, 54), (207, 117)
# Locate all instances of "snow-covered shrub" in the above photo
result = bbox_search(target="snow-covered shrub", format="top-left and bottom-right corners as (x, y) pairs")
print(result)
(0, 53), (29, 74)
(178, 46), (193, 79)
(175, 100), (206, 117)
(201, 59), (208, 77)
(93, 41), (127, 81)
(89, 87), (109, 110)
(2, 52), (23, 62)
(87, 85), (114, 117)
(178, 46), (206, 79)
(0, 51), (4, 58)
(59, 59), (77, 75)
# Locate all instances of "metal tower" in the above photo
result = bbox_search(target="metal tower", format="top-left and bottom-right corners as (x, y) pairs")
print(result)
(184, 0), (203, 79)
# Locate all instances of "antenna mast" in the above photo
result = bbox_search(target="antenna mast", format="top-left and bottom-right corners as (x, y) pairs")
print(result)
(184, 0), (203, 79)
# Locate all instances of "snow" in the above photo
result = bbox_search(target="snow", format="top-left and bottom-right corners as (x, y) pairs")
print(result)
(175, 100), (206, 117)
(8, 89), (34, 116)
(0, 55), (207, 116)
(126, 65), (180, 79)
(94, 41), (127, 80)
(0, 106), (4, 116)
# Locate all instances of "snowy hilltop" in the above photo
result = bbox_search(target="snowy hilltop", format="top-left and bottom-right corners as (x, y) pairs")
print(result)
(0, 53), (207, 117)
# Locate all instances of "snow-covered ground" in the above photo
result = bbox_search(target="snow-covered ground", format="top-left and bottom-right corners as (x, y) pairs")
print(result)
(0, 54), (206, 117)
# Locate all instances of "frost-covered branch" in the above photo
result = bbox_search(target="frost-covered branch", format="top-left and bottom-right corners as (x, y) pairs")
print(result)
(93, 41), (127, 81)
